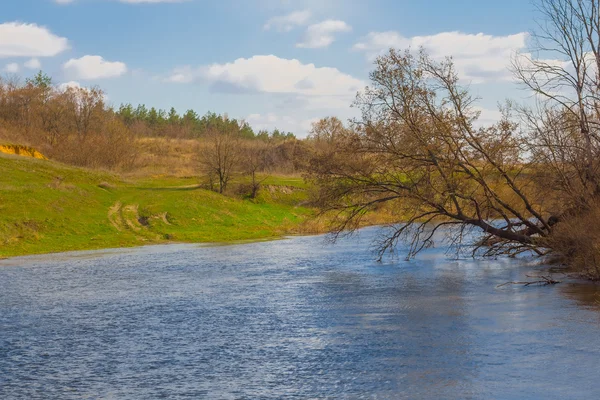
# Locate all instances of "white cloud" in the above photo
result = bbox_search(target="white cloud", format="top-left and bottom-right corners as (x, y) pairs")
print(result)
(0, 22), (69, 58)
(297, 19), (351, 49)
(263, 10), (311, 32)
(167, 55), (364, 136)
(24, 58), (41, 70)
(353, 31), (529, 83)
(474, 106), (503, 126)
(58, 80), (110, 102)
(58, 81), (82, 91)
(119, 0), (189, 3)
(3, 63), (19, 73)
(63, 55), (128, 80)
(246, 113), (317, 135)
(54, 0), (75, 4)
(166, 55), (364, 97)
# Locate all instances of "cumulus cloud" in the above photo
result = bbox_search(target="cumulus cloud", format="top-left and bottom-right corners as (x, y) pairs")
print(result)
(58, 81), (82, 91)
(0, 22), (69, 58)
(297, 20), (351, 48)
(57, 80), (110, 102)
(263, 10), (311, 32)
(353, 31), (529, 83)
(24, 58), (42, 70)
(246, 113), (317, 135)
(167, 55), (364, 136)
(63, 55), (128, 80)
(3, 63), (19, 73)
(166, 55), (364, 98)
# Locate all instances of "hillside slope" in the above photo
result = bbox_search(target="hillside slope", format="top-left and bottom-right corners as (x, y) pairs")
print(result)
(0, 153), (311, 258)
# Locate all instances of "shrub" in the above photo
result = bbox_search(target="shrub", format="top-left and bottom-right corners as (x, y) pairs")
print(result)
(548, 204), (600, 280)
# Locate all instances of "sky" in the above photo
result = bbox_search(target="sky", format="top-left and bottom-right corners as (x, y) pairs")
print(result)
(1, 0), (543, 136)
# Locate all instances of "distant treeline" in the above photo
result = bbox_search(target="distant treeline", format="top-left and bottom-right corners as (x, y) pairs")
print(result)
(116, 104), (295, 141)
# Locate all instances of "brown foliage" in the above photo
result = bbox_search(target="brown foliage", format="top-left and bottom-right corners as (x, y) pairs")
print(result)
(49, 117), (137, 170)
(547, 204), (600, 279)
(304, 1), (600, 278)
(0, 75), (137, 171)
(307, 50), (554, 259)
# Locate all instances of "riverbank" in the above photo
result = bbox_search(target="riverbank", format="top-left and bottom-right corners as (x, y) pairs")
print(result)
(0, 152), (318, 258)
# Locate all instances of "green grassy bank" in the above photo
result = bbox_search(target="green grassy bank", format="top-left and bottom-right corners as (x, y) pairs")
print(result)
(0, 153), (313, 258)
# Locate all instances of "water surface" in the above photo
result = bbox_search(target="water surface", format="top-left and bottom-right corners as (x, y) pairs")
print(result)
(1, 228), (599, 399)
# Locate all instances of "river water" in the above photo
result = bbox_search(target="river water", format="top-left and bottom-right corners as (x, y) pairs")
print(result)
(1, 227), (600, 399)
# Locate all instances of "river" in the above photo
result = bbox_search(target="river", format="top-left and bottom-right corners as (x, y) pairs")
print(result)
(1, 227), (599, 399)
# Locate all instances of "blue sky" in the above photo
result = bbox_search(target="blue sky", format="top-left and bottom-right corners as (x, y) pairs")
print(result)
(1, 0), (542, 136)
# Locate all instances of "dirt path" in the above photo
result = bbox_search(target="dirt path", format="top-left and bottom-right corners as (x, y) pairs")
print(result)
(107, 202), (162, 241)
(107, 202), (123, 232)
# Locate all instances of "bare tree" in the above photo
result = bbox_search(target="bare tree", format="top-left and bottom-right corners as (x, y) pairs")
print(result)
(514, 0), (600, 207)
(241, 140), (270, 198)
(200, 126), (242, 194)
(308, 49), (554, 259)
(64, 86), (105, 142)
(510, 0), (600, 277)
(307, 117), (346, 145)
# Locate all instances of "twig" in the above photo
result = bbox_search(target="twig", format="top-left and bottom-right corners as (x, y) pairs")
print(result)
(497, 275), (560, 288)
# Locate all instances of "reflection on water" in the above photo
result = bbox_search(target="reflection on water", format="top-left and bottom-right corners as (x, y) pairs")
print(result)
(561, 283), (600, 310)
(1, 227), (599, 399)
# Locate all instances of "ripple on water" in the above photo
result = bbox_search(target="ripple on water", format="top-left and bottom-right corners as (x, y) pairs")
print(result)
(1, 227), (600, 399)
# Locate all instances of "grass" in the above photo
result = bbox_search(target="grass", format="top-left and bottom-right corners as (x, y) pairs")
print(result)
(0, 153), (314, 258)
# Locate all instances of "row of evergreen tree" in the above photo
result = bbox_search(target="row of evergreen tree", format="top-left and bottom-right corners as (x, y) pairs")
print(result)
(115, 104), (296, 141)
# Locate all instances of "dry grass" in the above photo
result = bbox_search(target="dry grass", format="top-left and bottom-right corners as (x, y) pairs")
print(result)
(128, 137), (200, 177)
(548, 204), (600, 280)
